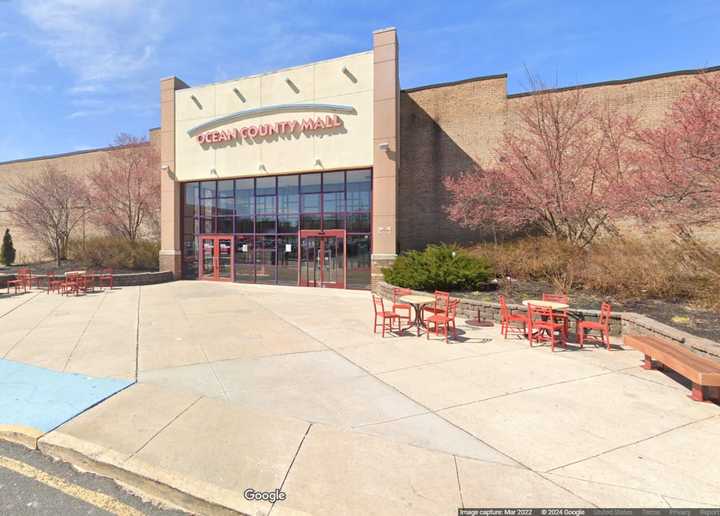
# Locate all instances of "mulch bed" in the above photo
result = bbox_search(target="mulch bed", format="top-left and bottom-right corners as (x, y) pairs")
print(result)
(465, 279), (720, 343)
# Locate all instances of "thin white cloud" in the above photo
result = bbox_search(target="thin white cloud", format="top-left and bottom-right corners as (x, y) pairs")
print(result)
(19, 0), (167, 84)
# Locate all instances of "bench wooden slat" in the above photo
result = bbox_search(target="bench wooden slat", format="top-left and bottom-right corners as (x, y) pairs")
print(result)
(624, 335), (720, 387)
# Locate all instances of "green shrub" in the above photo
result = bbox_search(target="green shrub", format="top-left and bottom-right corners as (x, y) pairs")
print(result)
(383, 244), (493, 291)
(1, 229), (16, 266)
(68, 236), (159, 270)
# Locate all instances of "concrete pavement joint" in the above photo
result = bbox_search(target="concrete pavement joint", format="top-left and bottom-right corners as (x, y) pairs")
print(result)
(63, 290), (110, 372)
(269, 422), (312, 516)
(549, 469), (719, 507)
(121, 395), (204, 465)
(544, 414), (720, 474)
(453, 455), (464, 508)
(434, 369), (616, 413)
(135, 286), (142, 381)
(0, 291), (41, 319)
(2, 291), (70, 359)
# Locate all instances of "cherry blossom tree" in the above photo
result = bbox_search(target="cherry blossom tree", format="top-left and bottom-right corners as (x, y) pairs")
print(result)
(88, 134), (160, 242)
(627, 71), (720, 235)
(445, 82), (638, 248)
(5, 165), (88, 266)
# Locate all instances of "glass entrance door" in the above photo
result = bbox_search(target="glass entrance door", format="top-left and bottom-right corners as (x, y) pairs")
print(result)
(199, 235), (233, 281)
(299, 230), (345, 288)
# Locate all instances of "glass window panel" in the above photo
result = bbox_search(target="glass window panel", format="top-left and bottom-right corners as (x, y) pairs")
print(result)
(323, 213), (345, 230)
(235, 192), (254, 215)
(278, 175), (299, 214)
(277, 236), (298, 286)
(217, 180), (234, 197)
(347, 235), (371, 289)
(256, 195), (276, 215)
(200, 217), (214, 233)
(183, 216), (198, 235)
(300, 213), (321, 230)
(235, 215), (254, 234)
(234, 236), (254, 283)
(278, 215), (299, 233)
(216, 217), (233, 233)
(323, 191), (345, 213)
(200, 181), (216, 198)
(347, 169), (372, 212)
(302, 193), (321, 213)
(183, 182), (198, 218)
(256, 215), (276, 233)
(301, 173), (321, 194)
(255, 176), (276, 196)
(347, 213), (370, 233)
(218, 197), (234, 217)
(323, 171), (345, 192)
(201, 197), (215, 218)
(182, 235), (198, 279)
(255, 236), (277, 284)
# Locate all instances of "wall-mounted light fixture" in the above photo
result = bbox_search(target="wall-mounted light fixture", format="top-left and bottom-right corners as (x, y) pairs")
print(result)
(233, 87), (246, 102)
(314, 158), (323, 168)
(210, 168), (218, 176)
(378, 142), (390, 152)
(258, 163), (266, 171)
(342, 65), (358, 83)
(190, 94), (202, 109)
(285, 77), (299, 93)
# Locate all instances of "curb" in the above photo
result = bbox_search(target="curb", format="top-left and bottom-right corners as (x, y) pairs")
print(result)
(0, 425), (44, 450)
(37, 432), (253, 516)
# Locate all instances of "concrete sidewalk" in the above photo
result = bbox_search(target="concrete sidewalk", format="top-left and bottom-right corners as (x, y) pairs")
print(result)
(38, 382), (595, 515)
(2, 282), (720, 514)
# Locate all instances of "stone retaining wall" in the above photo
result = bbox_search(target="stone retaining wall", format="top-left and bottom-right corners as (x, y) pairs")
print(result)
(0, 271), (173, 289)
(375, 281), (720, 360)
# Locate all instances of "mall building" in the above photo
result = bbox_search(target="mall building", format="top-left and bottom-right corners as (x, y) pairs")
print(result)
(2, 27), (716, 289)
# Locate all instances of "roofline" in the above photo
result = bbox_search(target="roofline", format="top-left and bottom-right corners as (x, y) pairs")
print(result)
(0, 141), (150, 167)
(402, 73), (508, 93)
(507, 64), (720, 98)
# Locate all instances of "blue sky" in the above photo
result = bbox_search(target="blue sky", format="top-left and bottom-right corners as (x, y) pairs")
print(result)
(1, 0), (719, 162)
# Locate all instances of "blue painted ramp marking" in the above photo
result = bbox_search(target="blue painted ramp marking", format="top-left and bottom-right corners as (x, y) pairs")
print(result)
(0, 359), (132, 433)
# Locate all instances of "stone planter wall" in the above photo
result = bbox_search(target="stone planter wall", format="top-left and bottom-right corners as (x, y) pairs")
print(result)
(375, 281), (720, 361)
(0, 271), (173, 289)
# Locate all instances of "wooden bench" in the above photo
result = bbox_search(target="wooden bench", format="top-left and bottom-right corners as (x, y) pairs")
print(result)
(624, 335), (720, 402)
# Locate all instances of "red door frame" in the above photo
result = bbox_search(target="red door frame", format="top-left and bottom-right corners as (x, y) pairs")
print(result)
(198, 234), (234, 282)
(298, 229), (347, 288)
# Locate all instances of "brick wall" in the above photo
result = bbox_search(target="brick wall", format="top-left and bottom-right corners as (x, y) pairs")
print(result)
(398, 67), (720, 251)
(0, 129), (160, 261)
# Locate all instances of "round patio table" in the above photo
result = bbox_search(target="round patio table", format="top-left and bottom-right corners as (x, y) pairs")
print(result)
(399, 294), (436, 337)
(522, 300), (570, 340)
(521, 299), (569, 310)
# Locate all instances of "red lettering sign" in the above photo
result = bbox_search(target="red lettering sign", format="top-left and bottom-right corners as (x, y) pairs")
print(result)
(197, 115), (343, 145)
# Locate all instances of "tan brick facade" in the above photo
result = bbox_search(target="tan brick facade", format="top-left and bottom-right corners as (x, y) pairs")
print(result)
(0, 129), (159, 261)
(398, 68), (720, 251)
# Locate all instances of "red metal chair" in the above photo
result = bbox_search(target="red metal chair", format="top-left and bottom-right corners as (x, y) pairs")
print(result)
(372, 295), (401, 337)
(423, 290), (450, 320)
(577, 302), (612, 350)
(98, 268), (113, 290)
(528, 303), (566, 351)
(84, 270), (97, 293)
(392, 287), (413, 329)
(426, 297), (460, 343)
(499, 295), (528, 339)
(46, 272), (65, 294)
(7, 271), (27, 295)
(542, 293), (569, 340)
(61, 272), (82, 296)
